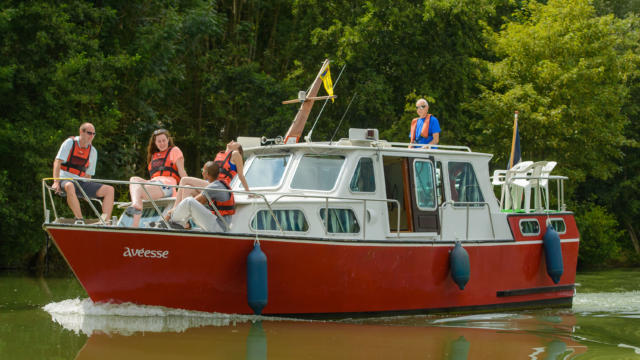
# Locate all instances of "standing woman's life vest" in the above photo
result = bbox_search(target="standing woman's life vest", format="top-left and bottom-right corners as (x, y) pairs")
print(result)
(60, 137), (91, 177)
(205, 181), (235, 216)
(148, 146), (181, 183)
(214, 150), (237, 186)
(410, 114), (432, 143)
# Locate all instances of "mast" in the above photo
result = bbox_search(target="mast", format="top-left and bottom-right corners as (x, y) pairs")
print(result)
(282, 59), (336, 144)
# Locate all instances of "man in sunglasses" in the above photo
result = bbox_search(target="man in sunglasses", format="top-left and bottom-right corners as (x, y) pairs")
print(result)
(409, 98), (441, 148)
(52, 122), (114, 224)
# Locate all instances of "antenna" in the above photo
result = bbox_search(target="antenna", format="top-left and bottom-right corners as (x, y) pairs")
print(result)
(330, 92), (357, 143)
(305, 64), (347, 143)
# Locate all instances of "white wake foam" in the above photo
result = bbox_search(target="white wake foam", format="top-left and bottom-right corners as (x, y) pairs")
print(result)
(43, 298), (266, 335)
(573, 291), (640, 314)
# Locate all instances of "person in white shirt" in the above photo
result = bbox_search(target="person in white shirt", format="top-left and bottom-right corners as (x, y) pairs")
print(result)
(52, 123), (114, 224)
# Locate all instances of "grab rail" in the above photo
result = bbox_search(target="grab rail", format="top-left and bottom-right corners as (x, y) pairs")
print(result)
(42, 178), (402, 239)
(440, 201), (496, 241)
(265, 193), (402, 239)
(41, 178), (281, 233)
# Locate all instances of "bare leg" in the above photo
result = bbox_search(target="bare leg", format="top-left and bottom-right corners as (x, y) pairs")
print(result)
(165, 177), (208, 220)
(130, 181), (165, 227)
(63, 182), (83, 219)
(96, 184), (115, 219)
(129, 176), (147, 210)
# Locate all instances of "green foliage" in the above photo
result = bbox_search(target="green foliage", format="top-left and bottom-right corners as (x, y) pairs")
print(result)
(468, 0), (639, 187)
(1, 0), (639, 269)
(575, 204), (624, 269)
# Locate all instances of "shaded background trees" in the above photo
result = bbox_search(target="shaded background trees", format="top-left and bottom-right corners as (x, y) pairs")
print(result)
(0, 0), (638, 269)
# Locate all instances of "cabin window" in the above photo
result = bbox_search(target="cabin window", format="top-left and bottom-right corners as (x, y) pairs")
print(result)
(414, 160), (436, 210)
(350, 157), (376, 192)
(291, 155), (345, 191)
(519, 219), (540, 235)
(448, 162), (484, 206)
(319, 208), (360, 233)
(245, 155), (291, 188)
(550, 219), (566, 233)
(251, 209), (309, 232)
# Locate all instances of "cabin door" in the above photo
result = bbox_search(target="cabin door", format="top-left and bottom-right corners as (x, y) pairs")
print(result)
(408, 158), (440, 233)
(383, 156), (440, 233)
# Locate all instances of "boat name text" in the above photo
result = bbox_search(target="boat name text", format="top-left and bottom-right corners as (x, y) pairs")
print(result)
(123, 247), (169, 259)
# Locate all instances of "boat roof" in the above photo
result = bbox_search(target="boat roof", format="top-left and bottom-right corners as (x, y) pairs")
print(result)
(242, 135), (493, 161)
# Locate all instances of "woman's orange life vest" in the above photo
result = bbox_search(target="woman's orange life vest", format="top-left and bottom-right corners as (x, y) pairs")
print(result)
(214, 150), (237, 186)
(410, 114), (432, 143)
(60, 137), (91, 177)
(205, 181), (235, 216)
(148, 146), (181, 183)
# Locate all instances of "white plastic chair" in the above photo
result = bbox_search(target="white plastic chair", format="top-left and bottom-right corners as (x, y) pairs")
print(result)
(510, 161), (548, 212)
(492, 169), (507, 186)
(539, 161), (557, 209)
(501, 161), (533, 210)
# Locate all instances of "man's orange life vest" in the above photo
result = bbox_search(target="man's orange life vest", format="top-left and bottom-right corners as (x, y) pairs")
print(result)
(148, 146), (181, 182)
(410, 114), (432, 143)
(205, 181), (236, 216)
(60, 137), (91, 177)
(214, 150), (237, 186)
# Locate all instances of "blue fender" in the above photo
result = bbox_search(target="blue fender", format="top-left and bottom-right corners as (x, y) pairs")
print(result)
(247, 242), (268, 315)
(450, 242), (470, 290)
(543, 225), (563, 284)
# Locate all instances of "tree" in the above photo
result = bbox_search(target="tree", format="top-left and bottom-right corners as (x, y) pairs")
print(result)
(468, 0), (638, 188)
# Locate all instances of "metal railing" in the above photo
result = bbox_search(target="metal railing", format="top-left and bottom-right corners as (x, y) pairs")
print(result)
(42, 178), (402, 239)
(491, 174), (569, 212)
(440, 201), (496, 241)
(263, 193), (402, 239)
(42, 178), (280, 231)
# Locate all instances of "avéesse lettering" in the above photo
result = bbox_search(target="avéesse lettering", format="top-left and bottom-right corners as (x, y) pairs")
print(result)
(123, 247), (169, 259)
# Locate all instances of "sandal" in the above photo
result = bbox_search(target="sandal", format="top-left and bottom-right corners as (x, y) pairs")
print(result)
(124, 206), (142, 216)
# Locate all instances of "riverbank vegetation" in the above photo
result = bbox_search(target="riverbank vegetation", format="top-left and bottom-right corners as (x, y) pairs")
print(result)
(1, 0), (638, 270)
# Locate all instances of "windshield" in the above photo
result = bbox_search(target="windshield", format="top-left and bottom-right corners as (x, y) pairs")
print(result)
(245, 155), (291, 188)
(291, 154), (345, 191)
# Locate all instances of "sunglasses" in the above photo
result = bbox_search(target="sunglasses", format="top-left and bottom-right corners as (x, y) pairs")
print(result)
(416, 105), (427, 110)
(83, 129), (96, 136)
(153, 129), (168, 135)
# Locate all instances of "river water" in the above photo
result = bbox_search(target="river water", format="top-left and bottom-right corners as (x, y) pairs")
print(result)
(1, 269), (640, 359)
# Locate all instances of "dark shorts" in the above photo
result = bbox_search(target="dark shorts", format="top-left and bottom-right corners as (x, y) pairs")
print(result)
(59, 179), (103, 198)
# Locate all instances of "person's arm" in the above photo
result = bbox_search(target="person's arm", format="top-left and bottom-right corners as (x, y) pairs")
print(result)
(83, 148), (97, 179)
(52, 159), (63, 192)
(175, 156), (188, 179)
(430, 132), (440, 145)
(194, 192), (208, 205)
(231, 150), (250, 191)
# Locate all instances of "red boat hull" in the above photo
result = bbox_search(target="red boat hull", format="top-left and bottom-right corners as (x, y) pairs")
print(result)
(45, 214), (579, 316)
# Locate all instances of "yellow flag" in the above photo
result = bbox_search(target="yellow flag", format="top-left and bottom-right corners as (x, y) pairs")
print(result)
(320, 65), (334, 102)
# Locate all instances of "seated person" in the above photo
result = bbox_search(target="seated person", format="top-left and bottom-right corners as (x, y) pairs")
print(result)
(160, 161), (234, 232)
(127, 129), (187, 227)
(52, 122), (114, 224)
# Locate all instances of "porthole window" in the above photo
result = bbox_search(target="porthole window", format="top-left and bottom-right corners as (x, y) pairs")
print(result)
(519, 219), (540, 236)
(550, 219), (566, 233)
(319, 208), (360, 233)
(251, 209), (308, 232)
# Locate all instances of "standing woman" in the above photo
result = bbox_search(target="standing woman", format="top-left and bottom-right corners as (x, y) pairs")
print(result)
(127, 129), (187, 227)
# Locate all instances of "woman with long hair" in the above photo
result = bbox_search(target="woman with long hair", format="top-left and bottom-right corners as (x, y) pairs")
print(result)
(127, 129), (187, 227)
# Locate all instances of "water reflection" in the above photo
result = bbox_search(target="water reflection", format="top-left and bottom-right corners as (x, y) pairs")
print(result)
(44, 300), (587, 359)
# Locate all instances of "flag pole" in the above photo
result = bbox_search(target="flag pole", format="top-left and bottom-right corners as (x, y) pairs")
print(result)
(509, 111), (519, 169)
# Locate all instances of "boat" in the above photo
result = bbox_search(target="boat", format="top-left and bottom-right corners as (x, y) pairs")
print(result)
(42, 60), (579, 318)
